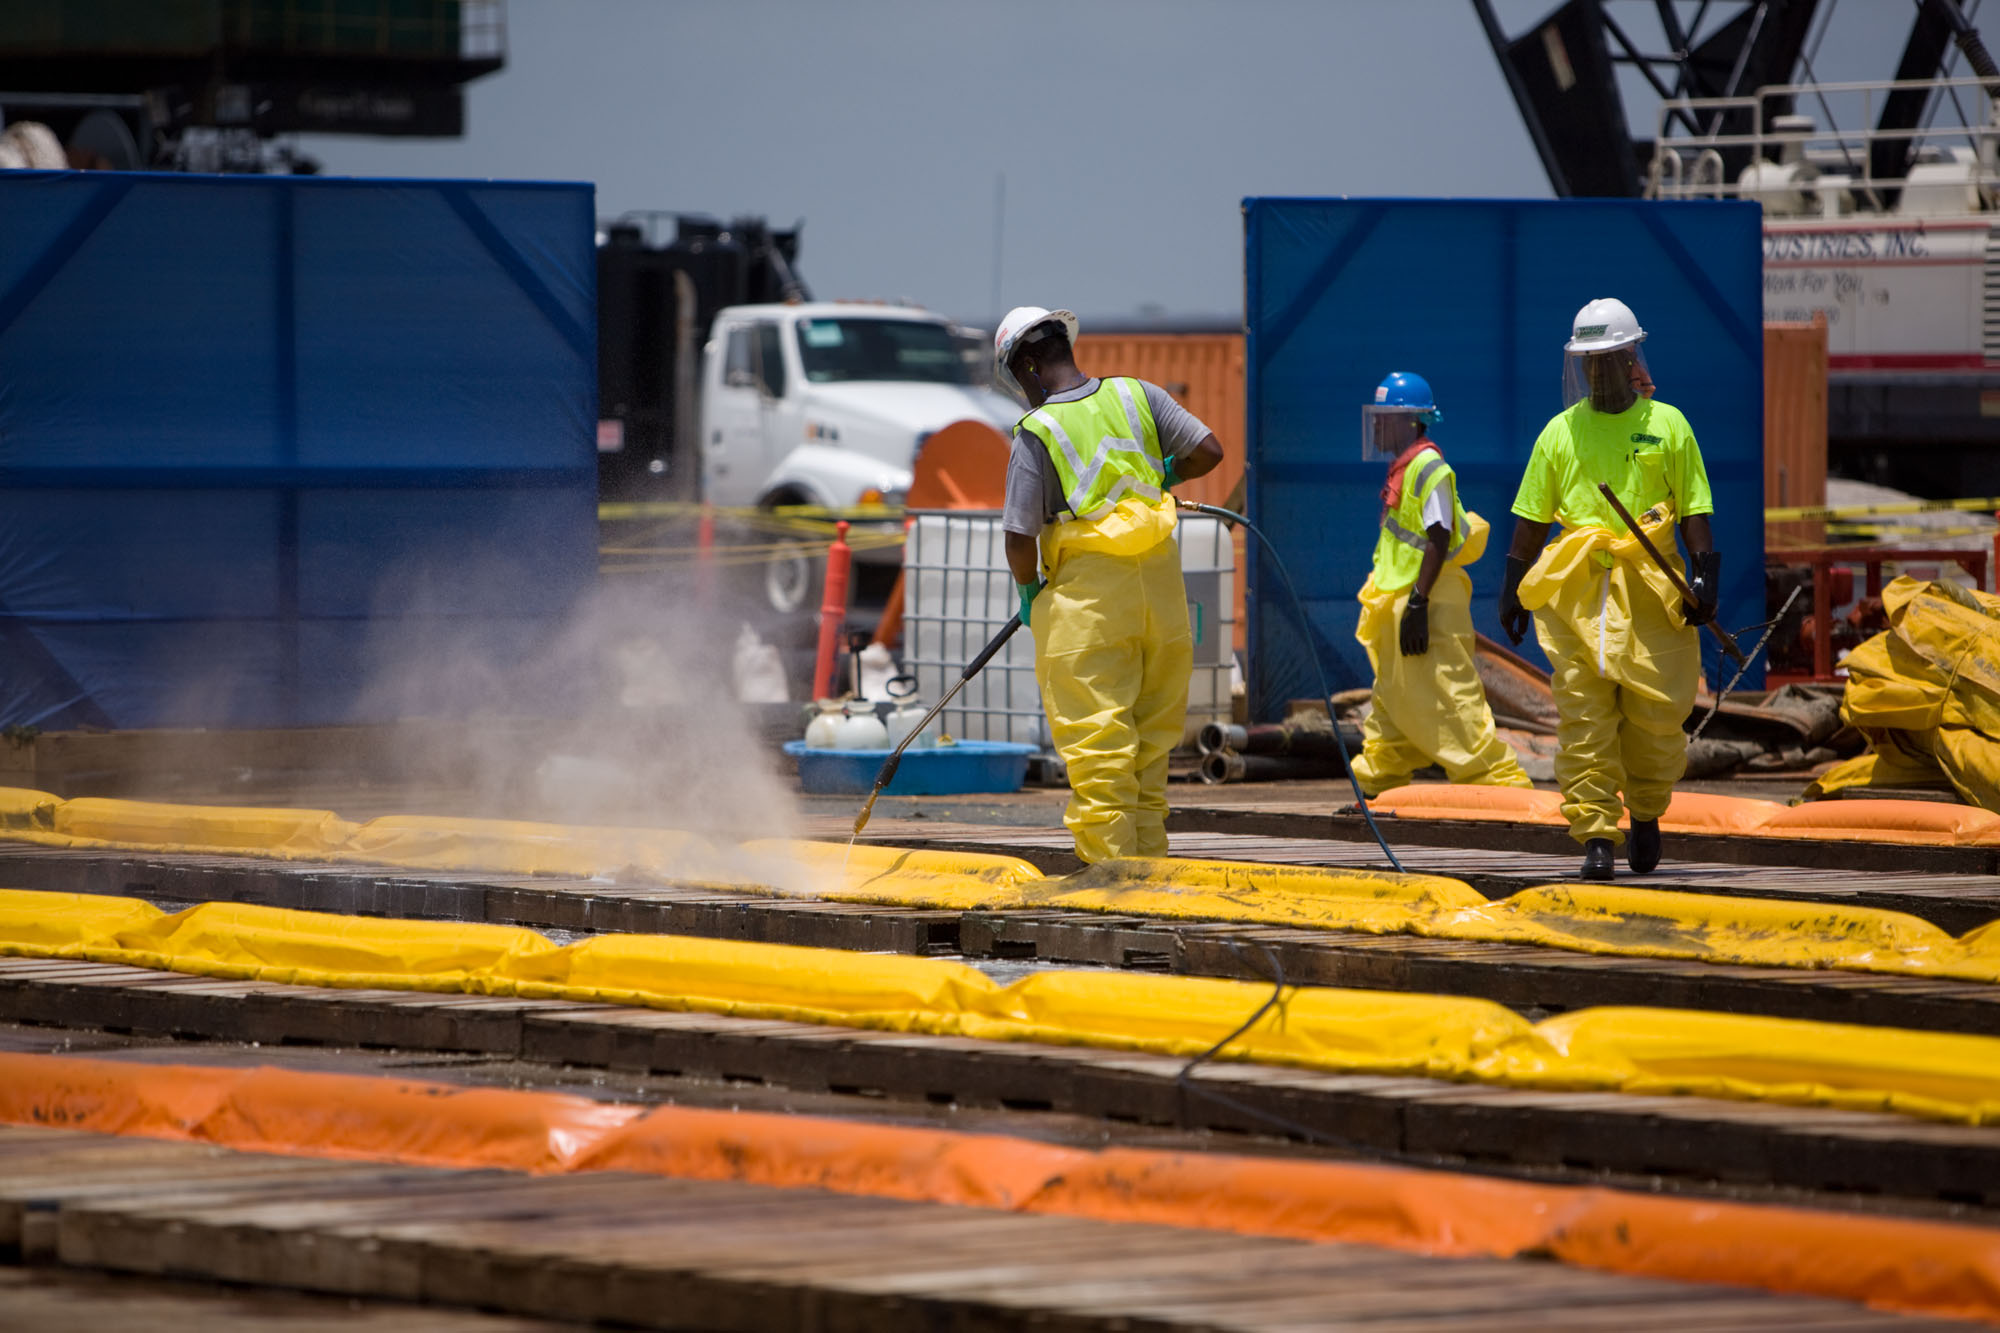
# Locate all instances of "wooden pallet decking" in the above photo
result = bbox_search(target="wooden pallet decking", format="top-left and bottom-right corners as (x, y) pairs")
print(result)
(0, 1265), (571, 1330)
(3, 958), (1997, 1212)
(3, 845), (1998, 1036)
(0, 1126), (1964, 1331)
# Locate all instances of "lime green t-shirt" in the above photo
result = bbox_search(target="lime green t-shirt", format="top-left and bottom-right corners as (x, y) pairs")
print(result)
(1510, 397), (1715, 530)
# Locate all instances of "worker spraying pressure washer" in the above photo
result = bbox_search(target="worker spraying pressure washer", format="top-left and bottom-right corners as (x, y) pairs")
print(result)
(1498, 299), (1720, 881)
(1353, 372), (1532, 797)
(995, 306), (1225, 863)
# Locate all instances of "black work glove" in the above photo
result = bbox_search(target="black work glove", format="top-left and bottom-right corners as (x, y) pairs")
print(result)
(1399, 590), (1430, 657)
(1683, 550), (1721, 626)
(1498, 555), (1533, 646)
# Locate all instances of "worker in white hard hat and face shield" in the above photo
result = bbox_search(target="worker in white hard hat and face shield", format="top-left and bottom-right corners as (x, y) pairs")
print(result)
(1352, 372), (1532, 797)
(1497, 299), (1719, 881)
(994, 306), (1225, 863)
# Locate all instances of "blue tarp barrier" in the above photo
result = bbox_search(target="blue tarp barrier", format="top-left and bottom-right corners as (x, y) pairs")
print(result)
(0, 172), (597, 729)
(1243, 197), (1765, 720)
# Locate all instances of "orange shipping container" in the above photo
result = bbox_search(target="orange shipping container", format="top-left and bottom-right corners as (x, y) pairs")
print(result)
(1764, 314), (1828, 550)
(1072, 332), (1247, 653)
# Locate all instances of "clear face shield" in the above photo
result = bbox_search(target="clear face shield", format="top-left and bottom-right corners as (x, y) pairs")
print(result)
(1361, 406), (1433, 461)
(1562, 344), (1653, 413)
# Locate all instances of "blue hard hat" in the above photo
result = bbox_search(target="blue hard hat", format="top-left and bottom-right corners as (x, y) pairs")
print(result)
(1372, 372), (1436, 413)
(1363, 372), (1444, 457)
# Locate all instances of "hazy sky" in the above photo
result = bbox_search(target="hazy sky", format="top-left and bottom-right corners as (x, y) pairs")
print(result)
(298, 1), (1927, 324)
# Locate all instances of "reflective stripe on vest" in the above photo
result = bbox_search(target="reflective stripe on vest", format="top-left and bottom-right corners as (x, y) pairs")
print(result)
(1371, 448), (1468, 589)
(1382, 454), (1466, 556)
(1024, 377), (1164, 521)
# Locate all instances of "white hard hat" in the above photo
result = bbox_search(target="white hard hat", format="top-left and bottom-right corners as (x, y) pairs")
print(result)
(992, 305), (1079, 403)
(1564, 297), (1645, 353)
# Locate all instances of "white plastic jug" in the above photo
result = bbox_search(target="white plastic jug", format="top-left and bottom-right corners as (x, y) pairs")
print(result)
(833, 704), (889, 750)
(803, 699), (845, 749)
(882, 674), (933, 750)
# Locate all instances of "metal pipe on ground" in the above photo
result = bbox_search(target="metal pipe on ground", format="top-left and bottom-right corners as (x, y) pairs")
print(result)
(1199, 722), (1358, 759)
(1199, 750), (1349, 784)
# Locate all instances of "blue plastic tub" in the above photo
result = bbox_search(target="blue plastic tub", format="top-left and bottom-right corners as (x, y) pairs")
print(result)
(783, 740), (1040, 796)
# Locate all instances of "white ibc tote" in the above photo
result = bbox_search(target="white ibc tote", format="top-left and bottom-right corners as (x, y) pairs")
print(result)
(902, 512), (1235, 750)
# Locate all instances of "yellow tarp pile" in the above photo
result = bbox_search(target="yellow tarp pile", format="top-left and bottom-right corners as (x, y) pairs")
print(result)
(1808, 576), (2000, 809)
(5, 887), (2000, 1125)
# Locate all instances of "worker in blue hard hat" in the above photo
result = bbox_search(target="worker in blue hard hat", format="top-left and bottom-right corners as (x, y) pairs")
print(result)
(1498, 298), (1718, 881)
(1353, 372), (1532, 797)
(994, 305), (1225, 863)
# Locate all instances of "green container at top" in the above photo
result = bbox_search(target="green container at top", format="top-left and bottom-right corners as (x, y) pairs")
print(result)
(0, 0), (464, 60)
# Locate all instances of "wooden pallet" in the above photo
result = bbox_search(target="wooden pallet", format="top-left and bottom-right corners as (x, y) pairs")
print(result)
(3, 958), (1997, 1212)
(5, 845), (1999, 1036)
(0, 1265), (568, 1331)
(0, 1126), (1959, 1331)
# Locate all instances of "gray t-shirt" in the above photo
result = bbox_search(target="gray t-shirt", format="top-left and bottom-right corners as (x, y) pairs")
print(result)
(1001, 377), (1214, 536)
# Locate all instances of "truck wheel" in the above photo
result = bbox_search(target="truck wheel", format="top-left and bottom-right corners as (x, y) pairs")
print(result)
(763, 539), (823, 616)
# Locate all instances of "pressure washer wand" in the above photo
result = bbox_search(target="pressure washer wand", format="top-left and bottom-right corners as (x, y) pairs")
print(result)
(849, 617), (1023, 840)
(1595, 483), (1749, 668)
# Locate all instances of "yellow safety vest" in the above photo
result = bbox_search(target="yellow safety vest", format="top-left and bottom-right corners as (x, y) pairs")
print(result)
(1022, 377), (1179, 571)
(1369, 447), (1483, 591)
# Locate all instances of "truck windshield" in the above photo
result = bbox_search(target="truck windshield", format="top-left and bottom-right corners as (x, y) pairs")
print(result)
(795, 318), (968, 385)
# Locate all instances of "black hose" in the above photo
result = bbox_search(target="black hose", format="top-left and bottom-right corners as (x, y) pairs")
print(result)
(1179, 501), (1405, 873)
(1172, 941), (1440, 1164)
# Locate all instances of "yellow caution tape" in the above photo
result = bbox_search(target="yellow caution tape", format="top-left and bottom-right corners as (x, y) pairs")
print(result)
(597, 529), (909, 574)
(1821, 523), (1995, 541)
(600, 534), (908, 559)
(4, 888), (2000, 1123)
(595, 503), (910, 571)
(1767, 496), (2000, 523)
(599, 500), (906, 525)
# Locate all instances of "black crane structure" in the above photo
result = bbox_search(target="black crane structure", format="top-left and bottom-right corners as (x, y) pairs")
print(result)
(1470, 0), (2000, 202)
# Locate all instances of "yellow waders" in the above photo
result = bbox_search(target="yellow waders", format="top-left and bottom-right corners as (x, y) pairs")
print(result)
(1518, 507), (1700, 844)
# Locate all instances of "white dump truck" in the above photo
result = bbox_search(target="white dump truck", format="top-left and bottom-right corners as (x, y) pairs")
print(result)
(699, 302), (1019, 615)
(700, 302), (1018, 512)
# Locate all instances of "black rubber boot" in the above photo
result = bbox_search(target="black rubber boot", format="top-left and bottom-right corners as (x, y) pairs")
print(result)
(1580, 838), (1615, 881)
(1628, 819), (1661, 874)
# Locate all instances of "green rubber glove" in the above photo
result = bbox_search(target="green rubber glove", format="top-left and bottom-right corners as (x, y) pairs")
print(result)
(1161, 454), (1182, 488)
(1017, 580), (1044, 627)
